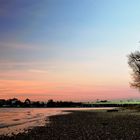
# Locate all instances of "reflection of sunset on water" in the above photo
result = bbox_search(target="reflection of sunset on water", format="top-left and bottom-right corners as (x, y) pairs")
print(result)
(0, 108), (113, 136)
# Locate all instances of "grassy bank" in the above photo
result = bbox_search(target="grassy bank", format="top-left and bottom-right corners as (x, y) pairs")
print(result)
(1, 109), (140, 140)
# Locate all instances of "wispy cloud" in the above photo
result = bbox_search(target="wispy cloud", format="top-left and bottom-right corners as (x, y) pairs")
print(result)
(28, 69), (48, 73)
(0, 42), (46, 50)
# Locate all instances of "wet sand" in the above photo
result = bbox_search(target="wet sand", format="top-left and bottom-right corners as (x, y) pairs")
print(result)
(1, 109), (140, 140)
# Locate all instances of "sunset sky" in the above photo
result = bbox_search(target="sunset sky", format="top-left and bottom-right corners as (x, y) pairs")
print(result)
(1, 0), (140, 101)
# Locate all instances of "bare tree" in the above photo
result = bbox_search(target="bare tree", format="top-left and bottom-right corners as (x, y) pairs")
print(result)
(128, 51), (140, 90)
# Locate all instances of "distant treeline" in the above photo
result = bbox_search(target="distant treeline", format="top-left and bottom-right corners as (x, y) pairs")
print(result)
(0, 98), (139, 108)
(0, 98), (82, 108)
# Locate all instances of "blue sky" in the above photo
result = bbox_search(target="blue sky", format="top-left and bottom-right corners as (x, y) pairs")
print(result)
(1, 0), (140, 101)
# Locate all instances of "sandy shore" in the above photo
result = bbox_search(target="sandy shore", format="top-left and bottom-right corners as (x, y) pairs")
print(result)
(1, 109), (140, 140)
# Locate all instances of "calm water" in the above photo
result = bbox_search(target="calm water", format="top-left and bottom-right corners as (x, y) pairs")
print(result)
(0, 107), (112, 136)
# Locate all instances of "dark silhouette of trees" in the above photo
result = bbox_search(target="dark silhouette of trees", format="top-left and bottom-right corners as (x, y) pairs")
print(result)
(6, 98), (22, 107)
(24, 98), (31, 107)
(0, 98), (140, 107)
(32, 101), (45, 107)
(47, 99), (56, 107)
(128, 51), (140, 90)
(0, 98), (82, 107)
(0, 99), (6, 107)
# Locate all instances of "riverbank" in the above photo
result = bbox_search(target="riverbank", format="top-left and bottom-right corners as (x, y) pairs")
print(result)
(1, 108), (140, 140)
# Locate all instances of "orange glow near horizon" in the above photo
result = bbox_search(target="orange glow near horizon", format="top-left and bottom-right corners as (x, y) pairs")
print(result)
(1, 1), (140, 101)
(0, 58), (140, 101)
(0, 77), (140, 101)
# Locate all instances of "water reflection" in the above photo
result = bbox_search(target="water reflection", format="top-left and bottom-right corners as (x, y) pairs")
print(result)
(0, 107), (112, 136)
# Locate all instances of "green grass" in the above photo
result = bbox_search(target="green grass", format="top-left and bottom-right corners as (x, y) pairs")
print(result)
(85, 100), (140, 105)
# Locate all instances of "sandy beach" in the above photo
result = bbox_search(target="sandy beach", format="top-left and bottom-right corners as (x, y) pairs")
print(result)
(1, 109), (140, 140)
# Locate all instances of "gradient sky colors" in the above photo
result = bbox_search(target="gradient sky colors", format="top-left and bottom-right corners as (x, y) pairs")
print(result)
(1, 0), (140, 101)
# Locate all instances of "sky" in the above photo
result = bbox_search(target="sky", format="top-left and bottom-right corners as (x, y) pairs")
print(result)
(1, 0), (140, 101)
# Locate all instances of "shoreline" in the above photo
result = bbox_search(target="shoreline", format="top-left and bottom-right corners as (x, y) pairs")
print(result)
(0, 107), (114, 136)
(1, 109), (140, 139)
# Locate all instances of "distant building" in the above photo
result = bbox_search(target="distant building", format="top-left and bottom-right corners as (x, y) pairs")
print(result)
(24, 98), (31, 105)
(11, 98), (19, 105)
